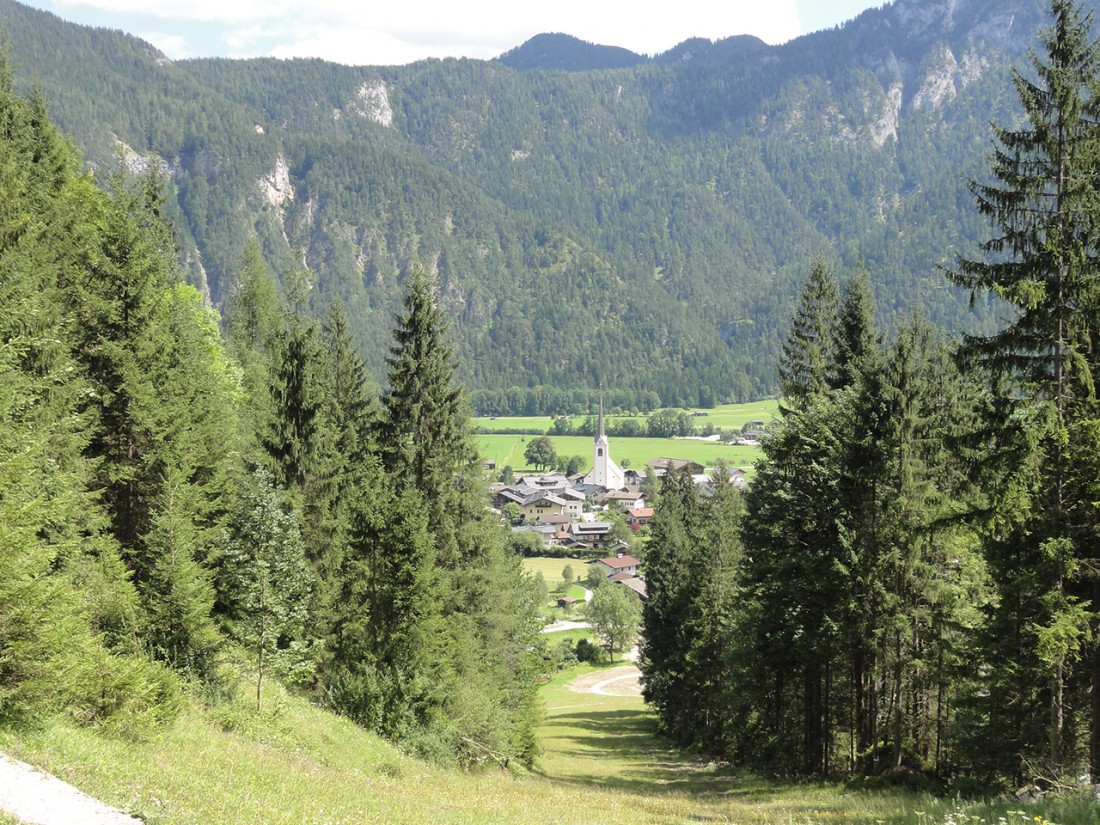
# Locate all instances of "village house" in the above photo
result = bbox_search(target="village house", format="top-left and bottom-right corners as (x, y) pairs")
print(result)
(597, 487), (645, 512)
(646, 457), (705, 477)
(595, 553), (647, 600)
(595, 553), (641, 578)
(570, 521), (614, 545)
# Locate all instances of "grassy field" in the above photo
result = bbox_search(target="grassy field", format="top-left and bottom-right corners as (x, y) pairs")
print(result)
(0, 670), (1093, 824)
(480, 434), (761, 473)
(522, 556), (594, 583)
(476, 400), (780, 434)
(477, 400), (776, 472)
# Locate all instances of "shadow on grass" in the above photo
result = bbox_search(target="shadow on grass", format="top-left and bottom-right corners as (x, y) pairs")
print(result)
(537, 708), (767, 798)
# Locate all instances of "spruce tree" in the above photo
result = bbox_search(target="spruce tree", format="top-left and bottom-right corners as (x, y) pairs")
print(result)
(377, 264), (477, 561)
(640, 468), (703, 742)
(949, 0), (1100, 776)
(779, 258), (840, 407)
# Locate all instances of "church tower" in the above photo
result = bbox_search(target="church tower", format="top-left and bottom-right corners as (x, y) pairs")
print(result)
(585, 396), (625, 489)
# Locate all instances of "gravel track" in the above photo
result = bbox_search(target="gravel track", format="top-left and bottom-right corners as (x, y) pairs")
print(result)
(0, 753), (141, 825)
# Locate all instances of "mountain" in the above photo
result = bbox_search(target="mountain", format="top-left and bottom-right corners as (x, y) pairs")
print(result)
(0, 0), (1049, 412)
(496, 33), (646, 71)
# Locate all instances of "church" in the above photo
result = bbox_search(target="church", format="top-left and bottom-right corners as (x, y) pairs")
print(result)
(582, 399), (625, 490)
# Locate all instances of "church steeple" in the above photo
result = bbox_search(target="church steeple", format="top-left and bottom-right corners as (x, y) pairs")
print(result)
(584, 393), (624, 489)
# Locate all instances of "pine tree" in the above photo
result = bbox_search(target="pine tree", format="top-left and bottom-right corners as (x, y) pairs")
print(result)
(780, 258), (840, 407)
(0, 67), (179, 730)
(949, 0), (1100, 776)
(377, 264), (478, 561)
(640, 468), (704, 742)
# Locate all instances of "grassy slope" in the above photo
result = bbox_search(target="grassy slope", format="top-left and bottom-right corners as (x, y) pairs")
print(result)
(1, 669), (1093, 824)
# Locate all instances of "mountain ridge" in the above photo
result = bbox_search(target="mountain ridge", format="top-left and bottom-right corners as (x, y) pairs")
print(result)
(0, 0), (1049, 410)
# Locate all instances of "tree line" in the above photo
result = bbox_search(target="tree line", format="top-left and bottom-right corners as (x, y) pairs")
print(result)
(641, 0), (1100, 786)
(0, 62), (541, 766)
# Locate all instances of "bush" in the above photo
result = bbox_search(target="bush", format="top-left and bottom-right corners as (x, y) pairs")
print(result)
(576, 638), (603, 664)
(68, 650), (181, 740)
(555, 639), (578, 669)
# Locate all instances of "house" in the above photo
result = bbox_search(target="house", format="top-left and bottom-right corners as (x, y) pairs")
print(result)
(521, 492), (569, 522)
(646, 457), (705, 477)
(625, 507), (654, 527)
(595, 553), (641, 578)
(697, 467), (748, 495)
(517, 473), (572, 489)
(571, 521), (614, 545)
(598, 487), (644, 512)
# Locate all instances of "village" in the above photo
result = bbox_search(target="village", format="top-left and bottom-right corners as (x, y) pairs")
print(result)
(489, 401), (748, 602)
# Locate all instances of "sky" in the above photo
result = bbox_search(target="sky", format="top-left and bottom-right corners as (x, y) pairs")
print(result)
(22, 0), (885, 66)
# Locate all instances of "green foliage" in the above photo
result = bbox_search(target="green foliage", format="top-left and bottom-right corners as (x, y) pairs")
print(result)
(947, 0), (1100, 779)
(588, 582), (642, 662)
(0, 65), (182, 730)
(574, 637), (603, 664)
(523, 435), (557, 471)
(221, 469), (315, 709)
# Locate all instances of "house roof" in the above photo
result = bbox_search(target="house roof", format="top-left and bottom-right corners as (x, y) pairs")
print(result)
(616, 577), (648, 599)
(626, 508), (654, 519)
(646, 457), (703, 473)
(609, 571), (635, 582)
(528, 493), (568, 507)
(518, 474), (572, 488)
(572, 521), (613, 535)
(597, 554), (641, 569)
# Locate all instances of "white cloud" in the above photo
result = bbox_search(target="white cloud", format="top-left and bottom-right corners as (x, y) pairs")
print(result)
(138, 30), (189, 57)
(35, 0), (805, 65)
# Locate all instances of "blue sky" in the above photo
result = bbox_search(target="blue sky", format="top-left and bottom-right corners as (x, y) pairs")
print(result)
(22, 0), (884, 66)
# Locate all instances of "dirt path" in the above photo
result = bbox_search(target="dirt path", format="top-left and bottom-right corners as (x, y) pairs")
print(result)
(566, 664), (642, 697)
(0, 753), (141, 825)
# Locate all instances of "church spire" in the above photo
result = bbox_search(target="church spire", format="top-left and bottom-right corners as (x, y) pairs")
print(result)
(597, 394), (605, 441)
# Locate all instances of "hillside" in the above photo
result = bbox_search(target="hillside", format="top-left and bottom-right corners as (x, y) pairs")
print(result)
(1, 668), (1091, 824)
(0, 0), (1049, 409)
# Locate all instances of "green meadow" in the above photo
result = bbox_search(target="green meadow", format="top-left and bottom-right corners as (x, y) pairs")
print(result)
(476, 400), (777, 472)
(479, 433), (761, 473)
(476, 400), (779, 433)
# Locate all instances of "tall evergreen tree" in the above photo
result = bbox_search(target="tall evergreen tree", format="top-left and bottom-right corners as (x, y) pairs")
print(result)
(640, 468), (704, 742)
(780, 258), (840, 407)
(377, 263), (478, 562)
(948, 0), (1100, 777)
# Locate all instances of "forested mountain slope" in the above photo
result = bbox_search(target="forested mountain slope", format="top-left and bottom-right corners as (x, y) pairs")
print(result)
(0, 0), (1048, 410)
